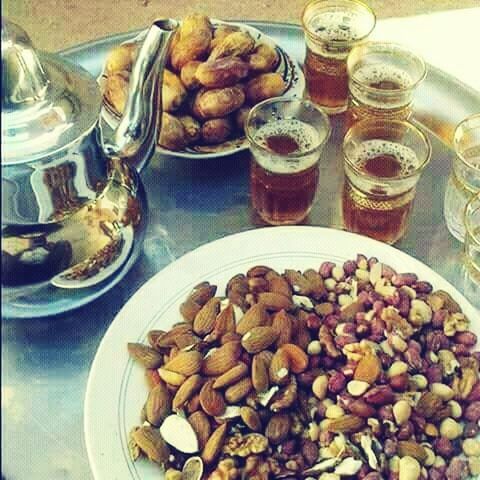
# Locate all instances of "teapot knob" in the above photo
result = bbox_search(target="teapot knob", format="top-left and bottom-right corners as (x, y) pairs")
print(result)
(1, 18), (50, 109)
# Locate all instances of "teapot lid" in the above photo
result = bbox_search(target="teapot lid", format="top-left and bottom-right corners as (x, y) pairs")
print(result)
(1, 19), (101, 165)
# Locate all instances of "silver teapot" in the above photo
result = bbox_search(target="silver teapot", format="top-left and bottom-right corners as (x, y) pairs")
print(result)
(1, 19), (177, 293)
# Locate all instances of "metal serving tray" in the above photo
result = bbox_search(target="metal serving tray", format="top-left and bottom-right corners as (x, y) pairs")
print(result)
(2, 21), (479, 480)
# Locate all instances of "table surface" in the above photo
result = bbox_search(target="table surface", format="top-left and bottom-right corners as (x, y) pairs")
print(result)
(3, 0), (480, 52)
(2, 15), (480, 480)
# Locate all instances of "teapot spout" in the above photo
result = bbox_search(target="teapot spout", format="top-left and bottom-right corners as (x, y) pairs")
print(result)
(105, 18), (178, 170)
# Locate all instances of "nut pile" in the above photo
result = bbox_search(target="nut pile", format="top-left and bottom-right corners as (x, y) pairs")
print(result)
(104, 14), (288, 151)
(127, 255), (480, 480)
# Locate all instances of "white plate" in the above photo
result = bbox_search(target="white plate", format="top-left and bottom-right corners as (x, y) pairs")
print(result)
(99, 20), (306, 159)
(84, 226), (479, 480)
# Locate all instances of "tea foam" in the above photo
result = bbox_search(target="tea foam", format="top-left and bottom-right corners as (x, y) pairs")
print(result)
(253, 119), (323, 174)
(352, 139), (419, 175)
(307, 11), (366, 42)
(353, 64), (413, 89)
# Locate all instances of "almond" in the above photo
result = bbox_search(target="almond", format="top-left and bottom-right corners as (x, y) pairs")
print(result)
(172, 374), (204, 411)
(354, 353), (381, 384)
(210, 304), (236, 340)
(164, 351), (203, 376)
(158, 368), (187, 386)
(326, 415), (365, 433)
(202, 341), (241, 376)
(193, 297), (221, 336)
(269, 349), (290, 385)
(236, 303), (268, 335)
(280, 343), (308, 374)
(174, 332), (202, 350)
(252, 354), (270, 392)
(202, 422), (228, 465)
(213, 362), (249, 389)
(127, 343), (163, 368)
(398, 441), (428, 464)
(268, 274), (292, 297)
(180, 299), (202, 323)
(240, 406), (262, 432)
(131, 426), (170, 465)
(145, 369), (162, 390)
(199, 379), (226, 416)
(257, 292), (293, 311)
(272, 310), (293, 347)
(145, 382), (172, 426)
(265, 413), (291, 444)
(189, 283), (217, 305)
(225, 377), (253, 403)
(284, 269), (312, 295)
(247, 265), (272, 277)
(241, 326), (278, 354)
(188, 410), (211, 450)
(155, 324), (193, 348)
(186, 393), (201, 414)
(220, 332), (242, 344)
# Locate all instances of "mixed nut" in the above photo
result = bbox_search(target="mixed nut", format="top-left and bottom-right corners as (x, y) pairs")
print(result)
(127, 255), (480, 480)
(103, 14), (288, 151)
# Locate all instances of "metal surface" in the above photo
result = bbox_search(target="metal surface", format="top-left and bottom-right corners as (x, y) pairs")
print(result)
(1, 19), (176, 296)
(2, 20), (480, 480)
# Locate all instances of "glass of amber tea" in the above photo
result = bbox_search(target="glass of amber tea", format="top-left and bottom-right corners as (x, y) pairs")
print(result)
(246, 98), (331, 225)
(346, 42), (426, 127)
(464, 192), (480, 284)
(342, 119), (431, 244)
(302, 0), (376, 114)
(444, 113), (480, 242)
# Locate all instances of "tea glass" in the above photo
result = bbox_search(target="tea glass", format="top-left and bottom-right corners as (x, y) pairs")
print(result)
(246, 98), (331, 225)
(444, 113), (480, 242)
(346, 42), (426, 128)
(302, 0), (376, 114)
(342, 119), (431, 244)
(464, 192), (480, 285)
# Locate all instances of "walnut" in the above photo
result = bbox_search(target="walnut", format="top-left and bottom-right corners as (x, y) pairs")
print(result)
(452, 365), (479, 400)
(270, 376), (297, 412)
(244, 455), (271, 480)
(319, 325), (341, 358)
(444, 312), (469, 337)
(343, 340), (377, 362)
(208, 459), (240, 480)
(223, 433), (269, 457)
(381, 306), (414, 338)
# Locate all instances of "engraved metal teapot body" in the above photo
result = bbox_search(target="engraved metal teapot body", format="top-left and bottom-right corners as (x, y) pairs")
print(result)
(1, 19), (177, 292)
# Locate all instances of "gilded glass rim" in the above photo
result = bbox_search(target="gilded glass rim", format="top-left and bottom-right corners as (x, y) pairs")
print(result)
(302, 0), (376, 46)
(453, 113), (480, 171)
(343, 118), (432, 180)
(465, 192), (480, 244)
(347, 41), (427, 96)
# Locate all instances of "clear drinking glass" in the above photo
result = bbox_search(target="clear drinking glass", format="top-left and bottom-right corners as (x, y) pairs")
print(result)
(444, 113), (480, 242)
(342, 119), (431, 244)
(246, 97), (331, 225)
(346, 42), (426, 128)
(464, 192), (480, 284)
(302, 0), (376, 114)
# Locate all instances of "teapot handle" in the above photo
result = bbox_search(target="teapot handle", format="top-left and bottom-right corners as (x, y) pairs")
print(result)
(103, 18), (178, 171)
